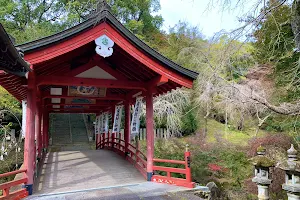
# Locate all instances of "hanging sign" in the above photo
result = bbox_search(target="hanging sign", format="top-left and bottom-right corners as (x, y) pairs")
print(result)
(95, 35), (114, 58)
(103, 112), (109, 134)
(112, 105), (123, 133)
(22, 100), (27, 138)
(131, 97), (143, 136)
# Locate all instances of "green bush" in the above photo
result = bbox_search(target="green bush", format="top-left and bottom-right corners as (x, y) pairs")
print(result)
(153, 139), (186, 178)
(217, 149), (252, 188)
(180, 105), (198, 136)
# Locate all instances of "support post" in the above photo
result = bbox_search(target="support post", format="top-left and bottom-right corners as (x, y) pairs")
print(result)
(124, 100), (130, 157)
(96, 134), (101, 149)
(135, 137), (139, 165)
(45, 112), (49, 149)
(23, 72), (36, 195)
(185, 145), (192, 183)
(118, 132), (121, 150)
(112, 132), (115, 150)
(42, 111), (49, 151)
(35, 104), (42, 160)
(111, 106), (115, 150)
(146, 88), (154, 181)
(100, 133), (105, 149)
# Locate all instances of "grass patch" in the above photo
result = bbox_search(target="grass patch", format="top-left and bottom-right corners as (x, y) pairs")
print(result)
(205, 119), (267, 146)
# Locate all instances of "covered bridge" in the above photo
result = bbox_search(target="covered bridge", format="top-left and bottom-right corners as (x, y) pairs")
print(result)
(0, 1), (198, 198)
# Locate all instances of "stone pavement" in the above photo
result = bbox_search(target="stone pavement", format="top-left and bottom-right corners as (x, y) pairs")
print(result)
(26, 182), (204, 200)
(33, 150), (146, 195)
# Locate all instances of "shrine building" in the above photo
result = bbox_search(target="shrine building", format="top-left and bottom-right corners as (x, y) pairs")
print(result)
(0, 1), (198, 197)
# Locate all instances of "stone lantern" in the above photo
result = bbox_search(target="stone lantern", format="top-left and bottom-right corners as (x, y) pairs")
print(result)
(251, 146), (274, 200)
(278, 144), (300, 200)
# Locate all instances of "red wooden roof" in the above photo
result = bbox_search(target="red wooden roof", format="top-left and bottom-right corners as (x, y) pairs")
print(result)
(0, 24), (30, 76)
(0, 2), (198, 113)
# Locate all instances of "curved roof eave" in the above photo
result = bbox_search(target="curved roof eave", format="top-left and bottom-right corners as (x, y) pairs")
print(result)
(0, 24), (31, 76)
(17, 10), (199, 80)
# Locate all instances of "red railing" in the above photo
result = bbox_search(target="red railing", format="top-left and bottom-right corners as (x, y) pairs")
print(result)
(97, 132), (147, 178)
(151, 148), (195, 188)
(0, 169), (28, 199)
(96, 132), (194, 188)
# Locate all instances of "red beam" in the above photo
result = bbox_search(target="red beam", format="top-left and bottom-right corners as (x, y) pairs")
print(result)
(42, 94), (125, 100)
(46, 103), (111, 107)
(49, 110), (99, 113)
(48, 107), (108, 112)
(147, 75), (168, 87)
(36, 75), (146, 90)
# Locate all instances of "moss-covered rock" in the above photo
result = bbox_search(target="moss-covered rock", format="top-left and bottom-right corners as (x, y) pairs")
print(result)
(250, 156), (275, 167)
(257, 146), (266, 153)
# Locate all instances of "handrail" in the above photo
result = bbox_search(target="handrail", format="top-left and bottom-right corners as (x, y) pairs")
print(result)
(153, 158), (185, 165)
(99, 133), (147, 178)
(0, 169), (29, 199)
(97, 133), (194, 188)
(0, 178), (28, 190)
(153, 166), (186, 174)
(152, 150), (195, 188)
(0, 169), (26, 178)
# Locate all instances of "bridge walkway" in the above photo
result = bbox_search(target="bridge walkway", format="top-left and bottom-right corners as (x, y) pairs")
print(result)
(33, 149), (146, 195)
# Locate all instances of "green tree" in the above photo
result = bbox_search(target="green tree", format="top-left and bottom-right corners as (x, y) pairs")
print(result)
(0, 0), (163, 44)
(108, 0), (163, 41)
(252, 1), (300, 101)
(0, 0), (67, 43)
(0, 86), (22, 132)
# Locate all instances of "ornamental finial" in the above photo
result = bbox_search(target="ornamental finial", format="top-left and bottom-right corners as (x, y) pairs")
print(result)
(96, 0), (110, 13)
(185, 144), (189, 152)
(287, 144), (298, 161)
(257, 145), (266, 156)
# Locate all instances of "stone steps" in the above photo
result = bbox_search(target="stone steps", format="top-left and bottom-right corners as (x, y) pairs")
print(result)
(51, 113), (89, 147)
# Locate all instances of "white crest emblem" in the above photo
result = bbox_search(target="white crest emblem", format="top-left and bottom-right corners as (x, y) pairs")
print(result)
(95, 35), (114, 58)
(77, 86), (96, 95)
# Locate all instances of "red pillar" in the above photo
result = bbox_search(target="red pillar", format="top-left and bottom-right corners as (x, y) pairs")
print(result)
(146, 89), (154, 181)
(45, 112), (49, 148)
(111, 106), (115, 149)
(23, 72), (36, 195)
(36, 104), (42, 159)
(124, 101), (130, 157)
(42, 110), (49, 150)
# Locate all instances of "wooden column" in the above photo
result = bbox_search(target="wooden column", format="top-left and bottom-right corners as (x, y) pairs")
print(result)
(124, 101), (130, 157)
(35, 104), (42, 159)
(42, 110), (49, 150)
(146, 89), (154, 181)
(111, 105), (115, 149)
(111, 105), (115, 131)
(23, 72), (36, 195)
(97, 113), (102, 149)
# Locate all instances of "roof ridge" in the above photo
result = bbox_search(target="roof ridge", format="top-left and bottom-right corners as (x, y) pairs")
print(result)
(16, 8), (198, 80)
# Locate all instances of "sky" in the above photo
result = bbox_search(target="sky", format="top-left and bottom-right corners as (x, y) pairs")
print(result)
(159, 0), (257, 37)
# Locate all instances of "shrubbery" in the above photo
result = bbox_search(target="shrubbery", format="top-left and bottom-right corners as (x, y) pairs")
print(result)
(248, 133), (292, 156)
(146, 131), (293, 200)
